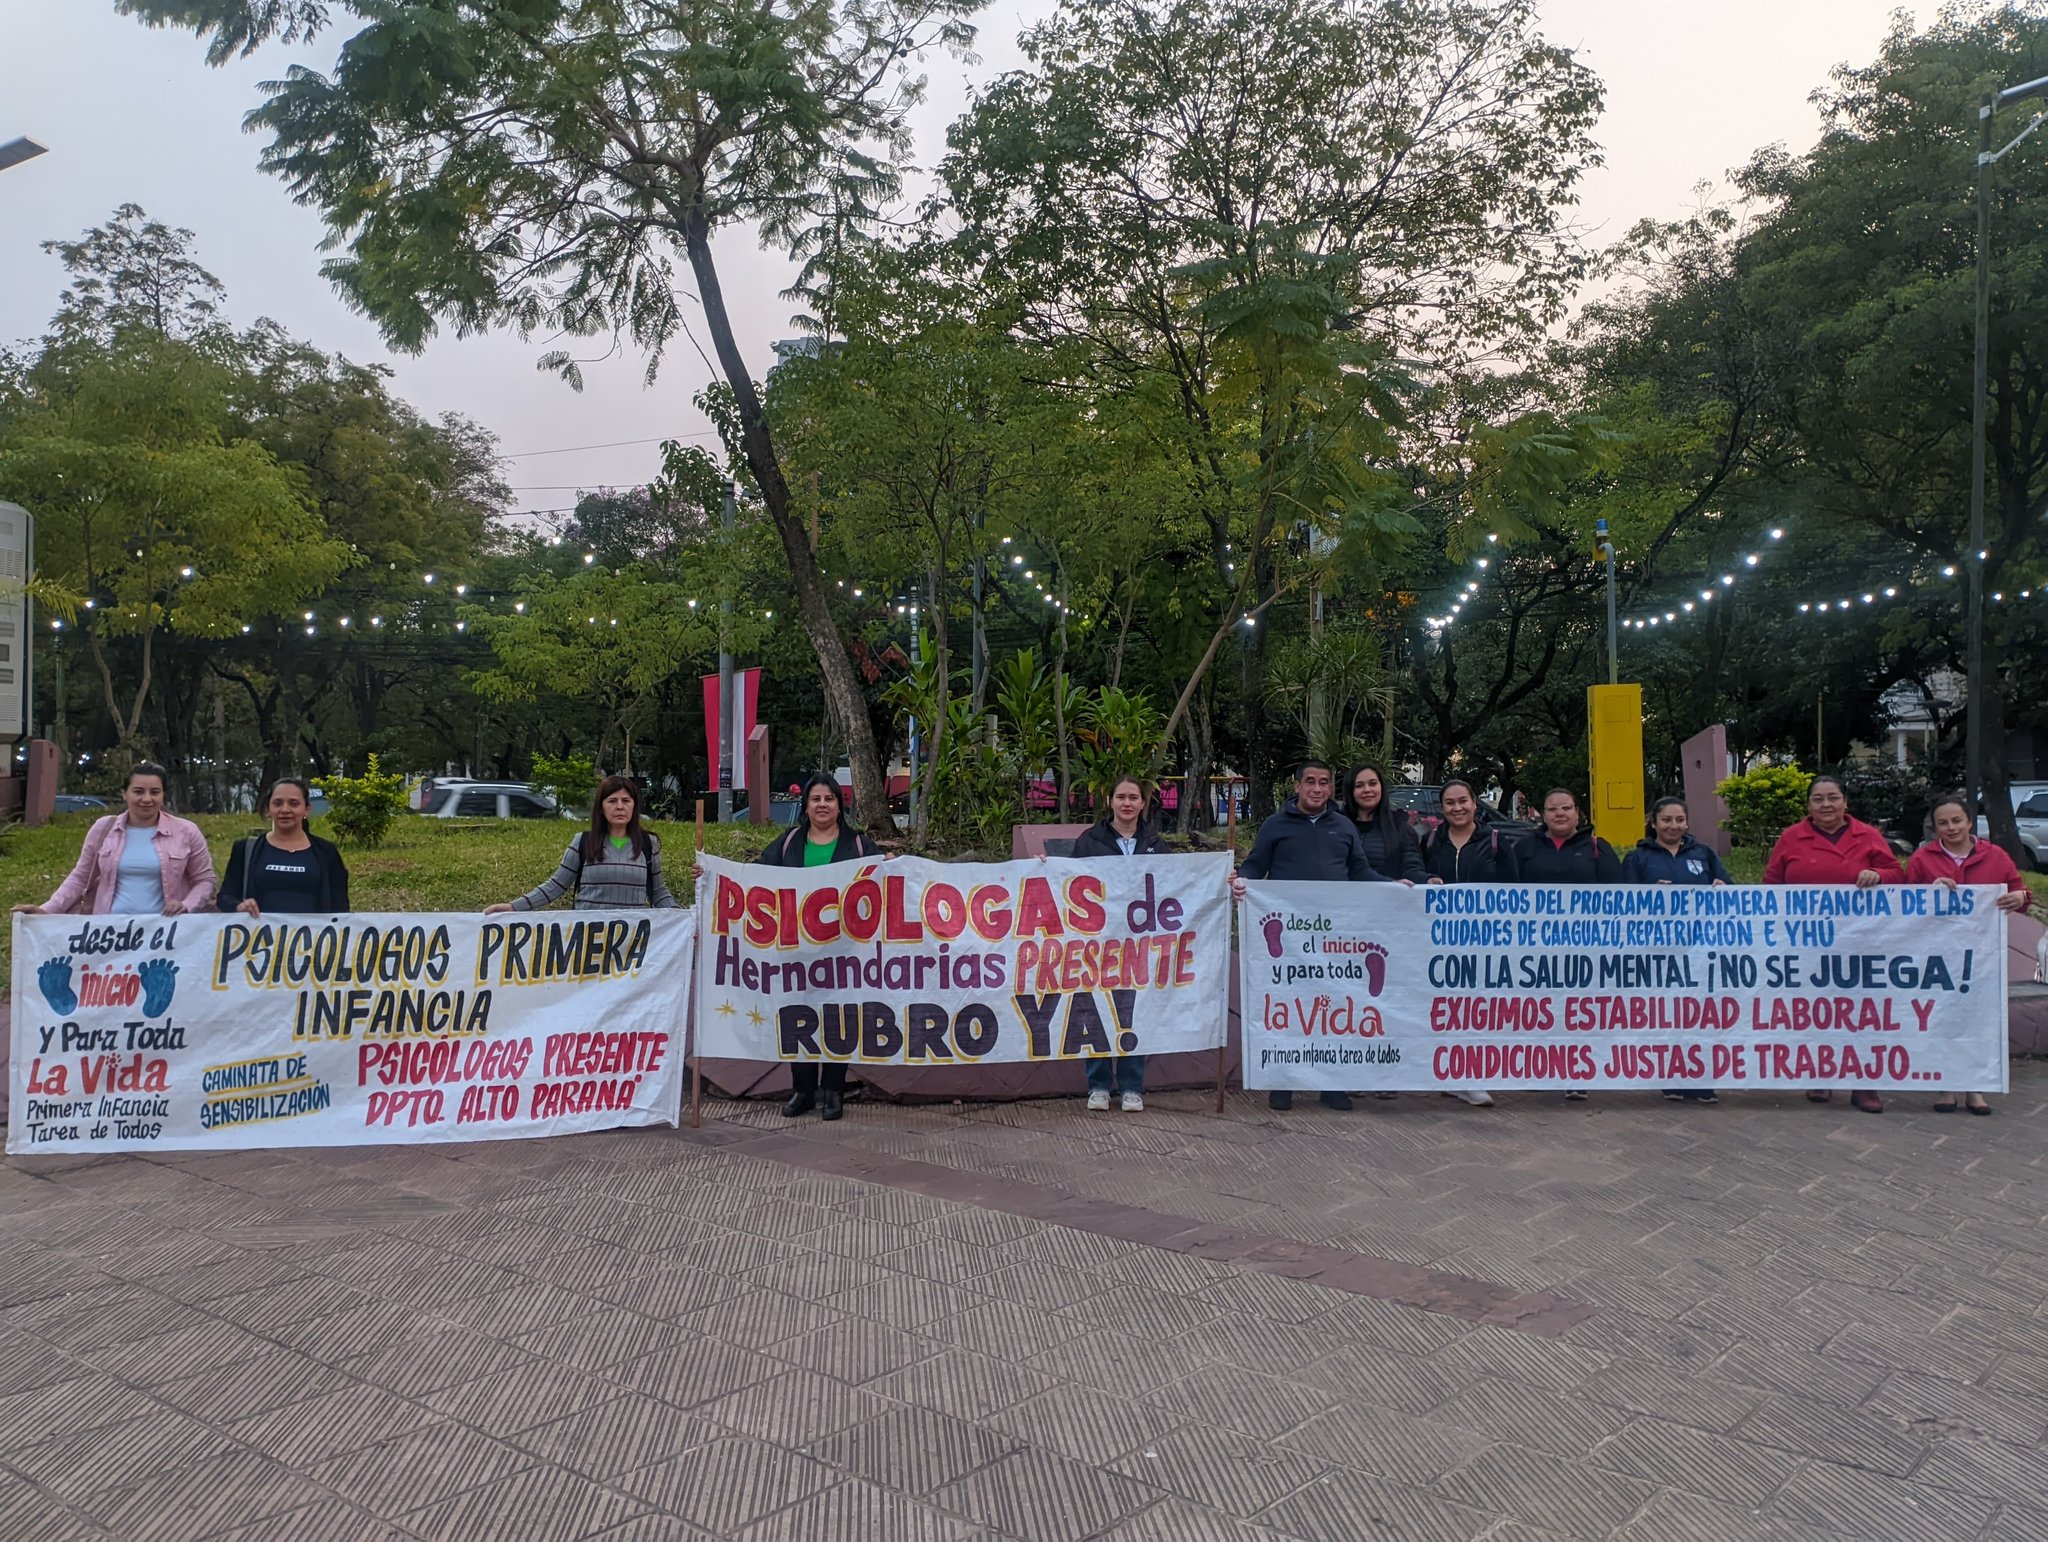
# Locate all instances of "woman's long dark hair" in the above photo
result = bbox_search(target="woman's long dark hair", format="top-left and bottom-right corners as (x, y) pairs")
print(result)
(1343, 760), (1406, 845)
(583, 774), (650, 862)
(787, 773), (861, 857)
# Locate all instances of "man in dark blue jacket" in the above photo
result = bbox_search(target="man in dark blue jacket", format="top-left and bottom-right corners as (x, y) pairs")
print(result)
(1231, 760), (1387, 1111)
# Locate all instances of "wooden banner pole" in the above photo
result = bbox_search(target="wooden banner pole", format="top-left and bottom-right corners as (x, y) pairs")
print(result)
(1219, 792), (1237, 1113)
(691, 799), (705, 1130)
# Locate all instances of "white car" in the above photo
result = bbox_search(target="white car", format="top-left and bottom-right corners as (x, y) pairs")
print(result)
(419, 780), (565, 820)
(1976, 783), (2048, 870)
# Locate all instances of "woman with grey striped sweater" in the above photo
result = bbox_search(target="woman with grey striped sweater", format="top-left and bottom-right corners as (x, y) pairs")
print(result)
(485, 775), (677, 913)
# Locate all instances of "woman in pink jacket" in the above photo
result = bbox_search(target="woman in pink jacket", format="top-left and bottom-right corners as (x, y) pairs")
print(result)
(1906, 793), (2033, 1115)
(14, 762), (215, 917)
(1762, 774), (1905, 1114)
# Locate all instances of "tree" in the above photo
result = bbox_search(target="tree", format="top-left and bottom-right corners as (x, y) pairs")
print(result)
(119, 0), (987, 827)
(1728, 3), (2048, 853)
(940, 0), (1603, 810)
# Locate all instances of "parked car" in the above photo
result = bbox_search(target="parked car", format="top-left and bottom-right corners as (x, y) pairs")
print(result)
(53, 793), (110, 814)
(420, 781), (564, 820)
(1975, 783), (2048, 870)
(1390, 784), (1538, 844)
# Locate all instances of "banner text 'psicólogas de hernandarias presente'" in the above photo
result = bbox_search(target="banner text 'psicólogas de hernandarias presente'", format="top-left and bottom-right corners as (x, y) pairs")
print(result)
(695, 852), (1230, 1065)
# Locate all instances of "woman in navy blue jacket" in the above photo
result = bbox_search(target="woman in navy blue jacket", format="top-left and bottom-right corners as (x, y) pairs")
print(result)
(1625, 797), (1729, 1103)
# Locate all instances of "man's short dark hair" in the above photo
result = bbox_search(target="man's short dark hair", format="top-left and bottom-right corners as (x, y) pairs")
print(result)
(1296, 759), (1334, 780)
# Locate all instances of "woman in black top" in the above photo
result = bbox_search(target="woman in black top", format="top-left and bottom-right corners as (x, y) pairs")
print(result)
(1516, 787), (1620, 1101)
(1068, 776), (1165, 1111)
(217, 778), (350, 916)
(754, 775), (882, 1121)
(1417, 779), (1520, 883)
(1343, 762), (1426, 882)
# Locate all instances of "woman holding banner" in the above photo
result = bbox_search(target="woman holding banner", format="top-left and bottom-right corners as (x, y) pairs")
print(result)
(1625, 797), (1729, 1104)
(1069, 775), (1166, 1112)
(1517, 789), (1621, 1101)
(215, 778), (350, 916)
(485, 775), (677, 915)
(754, 773), (883, 1121)
(1908, 793), (2030, 1116)
(1343, 763), (1427, 883)
(1763, 774), (1905, 1114)
(1414, 779), (1507, 1107)
(14, 761), (214, 917)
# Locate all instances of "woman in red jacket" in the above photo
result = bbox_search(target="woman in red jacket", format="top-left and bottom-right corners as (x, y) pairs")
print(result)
(1906, 793), (2033, 1115)
(1762, 774), (1905, 1114)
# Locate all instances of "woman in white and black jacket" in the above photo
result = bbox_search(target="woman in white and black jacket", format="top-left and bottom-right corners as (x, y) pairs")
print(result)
(1067, 776), (1164, 1110)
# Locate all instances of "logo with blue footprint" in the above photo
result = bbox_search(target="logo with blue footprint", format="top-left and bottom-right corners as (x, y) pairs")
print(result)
(37, 956), (178, 1017)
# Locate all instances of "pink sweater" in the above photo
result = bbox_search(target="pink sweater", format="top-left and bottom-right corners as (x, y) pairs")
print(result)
(43, 813), (216, 915)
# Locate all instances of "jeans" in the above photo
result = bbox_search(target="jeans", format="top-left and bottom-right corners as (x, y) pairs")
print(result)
(1084, 1056), (1145, 1096)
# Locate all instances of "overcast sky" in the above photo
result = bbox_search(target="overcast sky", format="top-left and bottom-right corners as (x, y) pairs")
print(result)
(1, 1), (1917, 524)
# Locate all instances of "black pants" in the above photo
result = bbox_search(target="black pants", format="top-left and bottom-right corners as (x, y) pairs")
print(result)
(790, 1062), (847, 1095)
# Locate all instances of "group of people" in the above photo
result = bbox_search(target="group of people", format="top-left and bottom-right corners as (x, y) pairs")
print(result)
(21, 758), (2028, 1123)
(1230, 759), (2029, 1117)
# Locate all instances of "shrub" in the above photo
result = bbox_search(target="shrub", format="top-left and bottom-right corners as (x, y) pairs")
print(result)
(316, 754), (410, 849)
(1716, 764), (1812, 850)
(530, 751), (597, 813)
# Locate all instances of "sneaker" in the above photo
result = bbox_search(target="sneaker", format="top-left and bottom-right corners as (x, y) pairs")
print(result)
(1320, 1091), (1354, 1111)
(1661, 1090), (1687, 1101)
(1563, 1089), (1589, 1102)
(1693, 1089), (1720, 1105)
(1086, 1090), (1110, 1112)
(1268, 1090), (1294, 1111)
(1444, 1090), (1494, 1107)
(1120, 1092), (1144, 1113)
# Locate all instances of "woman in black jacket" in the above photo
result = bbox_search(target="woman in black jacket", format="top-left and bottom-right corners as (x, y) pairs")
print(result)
(1417, 779), (1520, 884)
(1516, 788), (1621, 1101)
(217, 778), (349, 916)
(754, 774), (881, 1121)
(1068, 776), (1164, 1111)
(1515, 788), (1624, 884)
(1343, 762), (1427, 882)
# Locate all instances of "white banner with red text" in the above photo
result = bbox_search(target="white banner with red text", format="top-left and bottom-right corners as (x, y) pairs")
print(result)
(694, 851), (1231, 1065)
(9, 909), (693, 1153)
(1238, 882), (2007, 1093)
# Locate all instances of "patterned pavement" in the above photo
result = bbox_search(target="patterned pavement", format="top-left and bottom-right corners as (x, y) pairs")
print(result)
(4, 1067), (2047, 1540)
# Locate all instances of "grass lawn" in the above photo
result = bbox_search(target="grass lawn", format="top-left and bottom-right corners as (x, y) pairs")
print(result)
(0, 812), (776, 981)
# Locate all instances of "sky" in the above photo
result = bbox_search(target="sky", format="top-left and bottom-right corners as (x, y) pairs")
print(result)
(0, 0), (1920, 525)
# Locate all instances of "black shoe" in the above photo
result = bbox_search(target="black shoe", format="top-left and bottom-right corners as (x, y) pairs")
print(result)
(782, 1091), (815, 1118)
(1320, 1091), (1354, 1111)
(819, 1089), (843, 1122)
(1268, 1090), (1294, 1111)
(1661, 1090), (1686, 1101)
(1694, 1089), (1719, 1105)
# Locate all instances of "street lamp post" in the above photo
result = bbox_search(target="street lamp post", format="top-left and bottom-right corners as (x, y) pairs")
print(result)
(1965, 74), (2048, 822)
(1595, 517), (1618, 686)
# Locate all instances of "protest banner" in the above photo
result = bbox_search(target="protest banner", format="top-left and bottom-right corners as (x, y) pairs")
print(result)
(694, 851), (1231, 1067)
(8, 909), (694, 1154)
(1239, 882), (2008, 1093)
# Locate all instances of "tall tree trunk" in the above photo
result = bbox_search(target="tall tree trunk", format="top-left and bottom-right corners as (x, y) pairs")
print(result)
(681, 214), (886, 829)
(1180, 689), (1213, 835)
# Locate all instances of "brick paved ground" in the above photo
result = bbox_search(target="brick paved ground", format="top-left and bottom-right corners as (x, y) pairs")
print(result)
(4, 1068), (2047, 1540)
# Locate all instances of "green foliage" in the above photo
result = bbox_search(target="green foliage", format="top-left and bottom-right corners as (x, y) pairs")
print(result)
(1077, 688), (1166, 804)
(1836, 763), (1937, 844)
(316, 753), (409, 848)
(529, 752), (597, 814)
(1263, 624), (1396, 769)
(1716, 765), (1813, 851)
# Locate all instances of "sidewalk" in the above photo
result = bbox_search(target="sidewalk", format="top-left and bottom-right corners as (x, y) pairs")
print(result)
(3, 1068), (2046, 1539)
